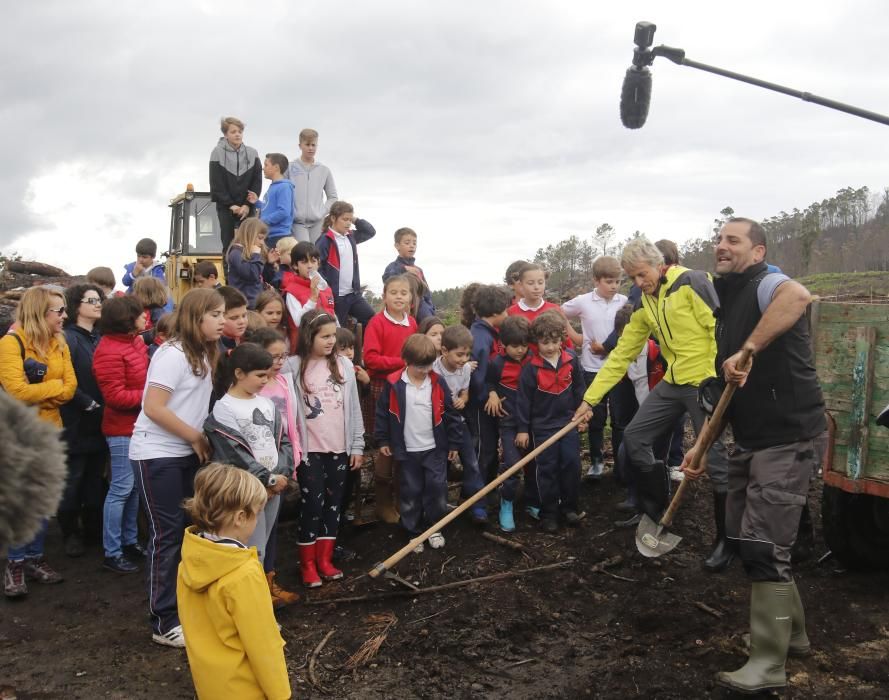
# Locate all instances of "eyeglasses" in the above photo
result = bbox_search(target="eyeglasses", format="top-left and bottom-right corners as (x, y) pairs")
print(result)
(47, 306), (66, 315)
(80, 298), (103, 306)
(270, 353), (287, 362)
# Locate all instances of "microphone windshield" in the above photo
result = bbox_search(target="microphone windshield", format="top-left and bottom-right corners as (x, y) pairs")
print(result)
(620, 66), (652, 129)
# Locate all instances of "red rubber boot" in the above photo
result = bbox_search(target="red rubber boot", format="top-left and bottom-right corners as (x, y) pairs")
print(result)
(298, 543), (322, 588)
(315, 538), (343, 580)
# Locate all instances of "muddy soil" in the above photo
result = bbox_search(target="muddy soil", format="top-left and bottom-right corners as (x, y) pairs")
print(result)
(2, 467), (888, 699)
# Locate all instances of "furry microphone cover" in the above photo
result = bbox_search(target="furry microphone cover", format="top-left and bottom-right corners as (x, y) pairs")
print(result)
(0, 391), (68, 552)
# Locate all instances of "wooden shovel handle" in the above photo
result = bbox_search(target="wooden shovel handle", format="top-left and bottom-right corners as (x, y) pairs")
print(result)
(658, 345), (753, 528)
(369, 416), (584, 578)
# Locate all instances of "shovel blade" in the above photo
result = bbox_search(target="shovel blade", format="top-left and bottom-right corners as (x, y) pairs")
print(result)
(635, 513), (682, 558)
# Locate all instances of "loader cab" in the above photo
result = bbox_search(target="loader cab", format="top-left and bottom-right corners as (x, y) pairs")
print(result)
(165, 185), (226, 305)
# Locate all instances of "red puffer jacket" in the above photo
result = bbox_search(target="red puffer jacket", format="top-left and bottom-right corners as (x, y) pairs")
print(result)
(92, 333), (149, 437)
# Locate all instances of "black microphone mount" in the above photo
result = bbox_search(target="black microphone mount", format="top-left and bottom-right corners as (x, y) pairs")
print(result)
(628, 21), (889, 128)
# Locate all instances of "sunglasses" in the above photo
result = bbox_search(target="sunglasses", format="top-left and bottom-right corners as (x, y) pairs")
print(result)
(80, 298), (103, 306)
(47, 306), (67, 315)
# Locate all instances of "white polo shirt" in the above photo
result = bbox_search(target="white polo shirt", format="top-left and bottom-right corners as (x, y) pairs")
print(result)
(334, 232), (354, 296)
(561, 290), (628, 372)
(402, 370), (436, 452)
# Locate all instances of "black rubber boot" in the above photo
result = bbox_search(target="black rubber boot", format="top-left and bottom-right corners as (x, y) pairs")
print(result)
(703, 492), (735, 572)
(634, 460), (670, 522)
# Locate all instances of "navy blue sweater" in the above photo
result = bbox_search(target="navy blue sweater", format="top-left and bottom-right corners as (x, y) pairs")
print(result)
(374, 369), (461, 461)
(316, 219), (376, 296)
(516, 349), (586, 434)
(485, 353), (530, 429)
(468, 319), (503, 408)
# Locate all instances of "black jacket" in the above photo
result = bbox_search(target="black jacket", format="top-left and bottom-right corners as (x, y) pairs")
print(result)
(715, 262), (825, 449)
(60, 324), (105, 453)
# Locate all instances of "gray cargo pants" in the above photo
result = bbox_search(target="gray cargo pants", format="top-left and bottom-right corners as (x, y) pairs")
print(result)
(726, 432), (827, 582)
(623, 380), (729, 492)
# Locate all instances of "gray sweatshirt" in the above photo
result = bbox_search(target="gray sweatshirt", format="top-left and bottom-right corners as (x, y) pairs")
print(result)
(287, 159), (337, 225)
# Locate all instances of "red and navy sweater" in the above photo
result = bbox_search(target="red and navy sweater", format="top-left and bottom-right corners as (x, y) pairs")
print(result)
(469, 319), (503, 407)
(280, 270), (336, 350)
(485, 352), (531, 429)
(516, 349), (586, 434)
(507, 300), (574, 352)
(315, 219), (376, 297)
(364, 311), (418, 381)
(374, 369), (461, 461)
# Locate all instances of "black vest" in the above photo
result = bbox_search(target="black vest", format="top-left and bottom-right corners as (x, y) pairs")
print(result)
(715, 262), (825, 449)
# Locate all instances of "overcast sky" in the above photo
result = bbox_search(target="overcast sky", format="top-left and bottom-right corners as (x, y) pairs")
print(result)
(6, 1), (889, 292)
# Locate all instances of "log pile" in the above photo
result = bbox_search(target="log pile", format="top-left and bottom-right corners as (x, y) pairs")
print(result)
(0, 260), (84, 335)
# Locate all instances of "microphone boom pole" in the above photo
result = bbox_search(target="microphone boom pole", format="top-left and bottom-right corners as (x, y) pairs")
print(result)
(624, 22), (889, 129)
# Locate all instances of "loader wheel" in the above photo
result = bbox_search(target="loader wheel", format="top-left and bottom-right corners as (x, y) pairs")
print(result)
(822, 484), (889, 570)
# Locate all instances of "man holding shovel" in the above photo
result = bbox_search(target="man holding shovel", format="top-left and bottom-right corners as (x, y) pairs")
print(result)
(683, 217), (826, 694)
(573, 238), (733, 571)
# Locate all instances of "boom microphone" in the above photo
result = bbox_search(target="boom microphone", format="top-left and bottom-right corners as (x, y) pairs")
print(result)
(620, 66), (652, 129)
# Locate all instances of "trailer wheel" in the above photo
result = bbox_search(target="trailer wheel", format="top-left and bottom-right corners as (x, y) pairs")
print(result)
(822, 484), (889, 570)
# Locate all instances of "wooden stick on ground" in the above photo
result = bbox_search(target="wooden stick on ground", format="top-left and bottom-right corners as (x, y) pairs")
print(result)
(308, 628), (336, 694)
(310, 558), (585, 605)
(481, 531), (527, 552)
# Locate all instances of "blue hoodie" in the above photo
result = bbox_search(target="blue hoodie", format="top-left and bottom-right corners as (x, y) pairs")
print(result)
(256, 179), (295, 245)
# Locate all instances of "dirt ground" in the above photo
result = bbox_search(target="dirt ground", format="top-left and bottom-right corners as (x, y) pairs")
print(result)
(2, 461), (889, 699)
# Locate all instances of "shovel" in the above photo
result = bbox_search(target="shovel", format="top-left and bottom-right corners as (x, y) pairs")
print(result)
(635, 346), (753, 558)
(369, 416), (584, 578)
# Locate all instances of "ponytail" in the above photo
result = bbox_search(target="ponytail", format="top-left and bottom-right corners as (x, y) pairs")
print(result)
(322, 200), (354, 234)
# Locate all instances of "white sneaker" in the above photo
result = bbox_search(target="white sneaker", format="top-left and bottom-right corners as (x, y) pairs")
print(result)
(670, 466), (685, 482)
(413, 542), (424, 554)
(152, 625), (186, 648)
(428, 532), (445, 549)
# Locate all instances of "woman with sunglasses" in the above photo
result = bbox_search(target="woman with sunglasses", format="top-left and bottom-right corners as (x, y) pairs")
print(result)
(57, 284), (107, 559)
(0, 286), (76, 598)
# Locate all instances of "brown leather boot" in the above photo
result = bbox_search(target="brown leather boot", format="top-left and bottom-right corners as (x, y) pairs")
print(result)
(374, 453), (400, 524)
(266, 570), (300, 608)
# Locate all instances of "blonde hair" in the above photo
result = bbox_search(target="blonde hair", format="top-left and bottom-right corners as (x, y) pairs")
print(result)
(15, 286), (66, 360)
(275, 237), (298, 255)
(246, 310), (267, 333)
(220, 116), (245, 134)
(621, 238), (664, 270)
(592, 256), (622, 280)
(299, 128), (318, 143)
(185, 463), (267, 532)
(170, 288), (224, 377)
(132, 276), (168, 309)
(228, 218), (267, 258)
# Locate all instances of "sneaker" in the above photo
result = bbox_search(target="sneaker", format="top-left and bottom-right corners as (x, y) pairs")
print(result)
(152, 625), (186, 648)
(525, 505), (541, 521)
(413, 541), (425, 554)
(540, 518), (559, 534)
(23, 557), (63, 584)
(428, 532), (445, 549)
(470, 505), (489, 526)
(670, 466), (685, 482)
(123, 543), (147, 559)
(584, 461), (605, 481)
(4, 561), (27, 598)
(103, 555), (139, 574)
(64, 534), (85, 558)
(614, 512), (642, 529)
(564, 511), (582, 527)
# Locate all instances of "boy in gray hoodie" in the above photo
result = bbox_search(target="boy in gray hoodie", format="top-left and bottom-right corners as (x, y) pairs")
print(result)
(288, 128), (338, 243)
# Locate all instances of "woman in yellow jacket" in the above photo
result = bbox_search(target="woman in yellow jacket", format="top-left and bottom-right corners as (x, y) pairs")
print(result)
(1, 286), (77, 597)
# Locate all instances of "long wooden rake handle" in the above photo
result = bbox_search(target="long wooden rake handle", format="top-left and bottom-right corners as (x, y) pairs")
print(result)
(368, 416), (584, 578)
(659, 345), (754, 528)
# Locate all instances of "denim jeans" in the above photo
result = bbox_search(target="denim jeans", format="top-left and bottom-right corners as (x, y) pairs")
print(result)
(8, 519), (48, 561)
(103, 436), (140, 558)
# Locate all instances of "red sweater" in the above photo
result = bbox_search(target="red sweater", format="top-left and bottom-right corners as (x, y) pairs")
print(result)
(92, 333), (149, 437)
(280, 272), (336, 351)
(507, 300), (573, 350)
(363, 311), (418, 380)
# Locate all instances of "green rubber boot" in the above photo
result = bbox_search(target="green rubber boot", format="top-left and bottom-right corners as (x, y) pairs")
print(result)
(789, 580), (811, 656)
(716, 582), (792, 694)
